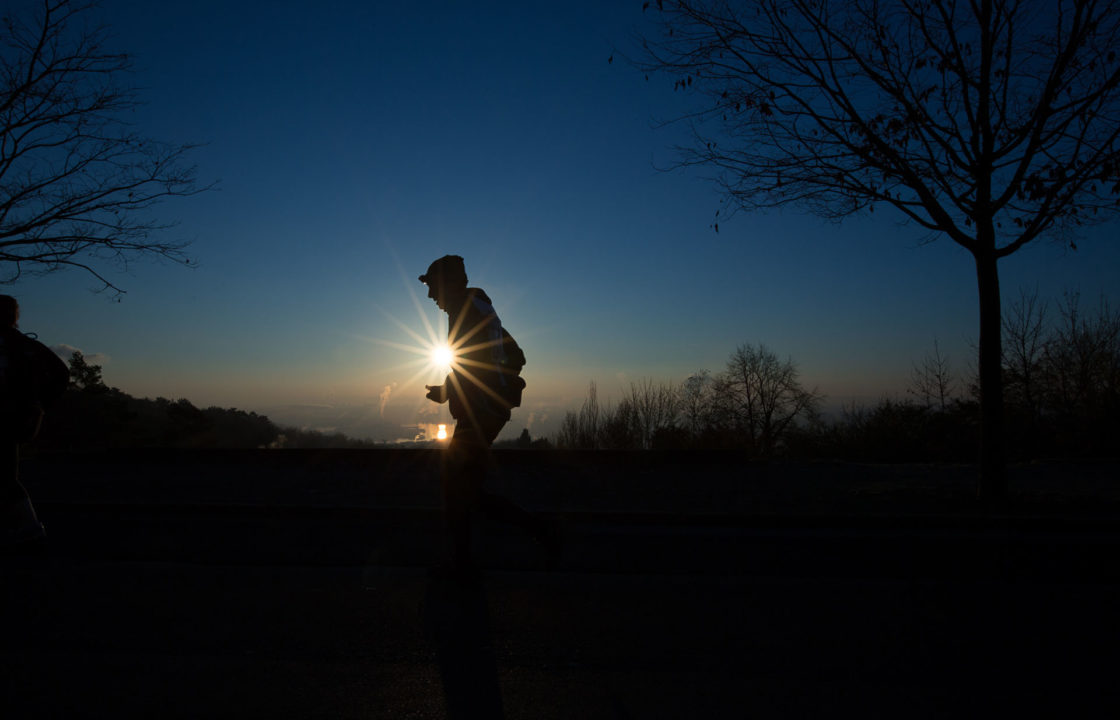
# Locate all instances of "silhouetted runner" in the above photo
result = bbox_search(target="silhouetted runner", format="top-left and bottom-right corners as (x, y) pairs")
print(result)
(0, 295), (69, 548)
(419, 255), (558, 576)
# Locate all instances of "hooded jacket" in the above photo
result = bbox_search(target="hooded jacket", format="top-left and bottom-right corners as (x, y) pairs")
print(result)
(441, 287), (522, 424)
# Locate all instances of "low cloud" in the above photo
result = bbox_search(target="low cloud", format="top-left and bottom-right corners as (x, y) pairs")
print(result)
(378, 382), (398, 417)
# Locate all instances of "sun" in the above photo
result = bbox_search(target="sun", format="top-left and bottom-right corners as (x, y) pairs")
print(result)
(360, 257), (466, 431)
(432, 343), (454, 368)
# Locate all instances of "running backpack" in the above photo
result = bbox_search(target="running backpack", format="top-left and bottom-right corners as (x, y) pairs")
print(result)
(499, 328), (527, 408)
(0, 330), (69, 442)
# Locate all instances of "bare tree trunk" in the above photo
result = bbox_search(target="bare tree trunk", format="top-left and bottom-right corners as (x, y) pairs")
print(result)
(974, 247), (1007, 503)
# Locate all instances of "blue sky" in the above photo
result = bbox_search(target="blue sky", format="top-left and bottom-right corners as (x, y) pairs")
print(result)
(10, 0), (1120, 442)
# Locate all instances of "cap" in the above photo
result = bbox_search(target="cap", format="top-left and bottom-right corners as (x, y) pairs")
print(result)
(418, 255), (467, 285)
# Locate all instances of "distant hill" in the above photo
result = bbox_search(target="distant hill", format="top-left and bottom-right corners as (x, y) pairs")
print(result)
(33, 383), (380, 451)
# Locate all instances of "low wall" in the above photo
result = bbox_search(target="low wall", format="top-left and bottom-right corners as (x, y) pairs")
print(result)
(20, 448), (1120, 519)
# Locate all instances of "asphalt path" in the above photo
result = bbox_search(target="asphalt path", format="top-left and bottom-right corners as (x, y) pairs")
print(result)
(5, 501), (1120, 718)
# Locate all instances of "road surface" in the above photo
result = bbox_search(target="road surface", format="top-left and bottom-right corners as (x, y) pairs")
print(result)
(5, 495), (1120, 718)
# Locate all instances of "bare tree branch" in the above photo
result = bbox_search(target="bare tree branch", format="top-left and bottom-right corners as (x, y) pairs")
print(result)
(640, 0), (1120, 246)
(1, 0), (211, 297)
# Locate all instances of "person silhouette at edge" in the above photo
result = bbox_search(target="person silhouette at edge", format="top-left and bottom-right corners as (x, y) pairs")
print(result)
(419, 255), (558, 577)
(1, 295), (69, 547)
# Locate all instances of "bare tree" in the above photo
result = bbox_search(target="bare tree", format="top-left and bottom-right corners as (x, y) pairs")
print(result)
(622, 377), (680, 449)
(909, 339), (956, 410)
(640, 0), (1120, 500)
(1, 0), (207, 296)
(598, 397), (640, 450)
(720, 342), (820, 456)
(1041, 290), (1120, 421)
(1002, 287), (1048, 427)
(679, 369), (715, 440)
(556, 381), (602, 449)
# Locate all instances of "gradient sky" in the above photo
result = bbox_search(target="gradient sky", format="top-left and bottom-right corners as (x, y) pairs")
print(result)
(10, 0), (1120, 442)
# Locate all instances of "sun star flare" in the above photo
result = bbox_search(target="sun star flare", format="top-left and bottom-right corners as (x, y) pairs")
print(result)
(432, 343), (454, 368)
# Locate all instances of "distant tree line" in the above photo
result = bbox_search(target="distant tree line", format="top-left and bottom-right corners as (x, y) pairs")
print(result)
(555, 290), (1120, 462)
(555, 343), (822, 455)
(34, 352), (380, 450)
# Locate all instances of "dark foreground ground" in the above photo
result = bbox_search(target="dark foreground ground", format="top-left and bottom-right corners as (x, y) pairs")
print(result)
(4, 450), (1120, 718)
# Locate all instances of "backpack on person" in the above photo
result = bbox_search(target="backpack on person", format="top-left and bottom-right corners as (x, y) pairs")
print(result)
(498, 327), (527, 409)
(0, 330), (69, 443)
